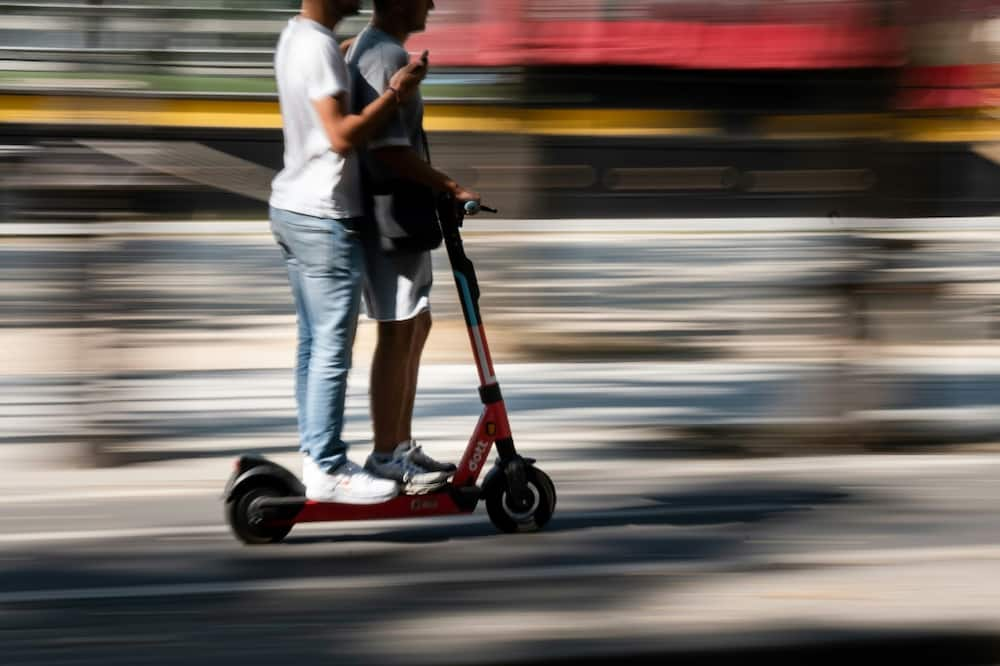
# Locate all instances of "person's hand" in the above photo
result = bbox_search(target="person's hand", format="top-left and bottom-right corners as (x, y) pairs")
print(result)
(452, 186), (481, 215)
(389, 50), (428, 102)
(453, 186), (480, 206)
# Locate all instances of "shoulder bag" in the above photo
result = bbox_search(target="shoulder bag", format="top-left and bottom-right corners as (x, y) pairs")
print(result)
(367, 129), (443, 254)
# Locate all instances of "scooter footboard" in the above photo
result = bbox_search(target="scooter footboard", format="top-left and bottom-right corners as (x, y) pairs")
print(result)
(287, 487), (476, 523)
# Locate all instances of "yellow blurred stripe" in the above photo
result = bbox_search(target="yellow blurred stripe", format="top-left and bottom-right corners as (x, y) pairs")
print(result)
(896, 113), (1000, 142)
(757, 114), (892, 139)
(424, 106), (719, 136)
(0, 95), (714, 135)
(1, 94), (999, 141)
(759, 110), (1000, 142)
(0, 95), (281, 128)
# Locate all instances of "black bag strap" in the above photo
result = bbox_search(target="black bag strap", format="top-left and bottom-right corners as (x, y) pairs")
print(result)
(419, 126), (431, 167)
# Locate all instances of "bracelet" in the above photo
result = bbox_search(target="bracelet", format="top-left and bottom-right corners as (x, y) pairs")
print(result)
(387, 85), (401, 103)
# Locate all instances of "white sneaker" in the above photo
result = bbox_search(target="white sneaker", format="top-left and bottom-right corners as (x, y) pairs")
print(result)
(302, 455), (398, 504)
(365, 441), (451, 495)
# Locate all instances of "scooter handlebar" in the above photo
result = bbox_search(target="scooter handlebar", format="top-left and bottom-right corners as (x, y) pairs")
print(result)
(463, 200), (498, 216)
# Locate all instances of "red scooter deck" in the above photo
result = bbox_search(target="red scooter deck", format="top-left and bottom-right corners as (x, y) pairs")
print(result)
(291, 487), (474, 523)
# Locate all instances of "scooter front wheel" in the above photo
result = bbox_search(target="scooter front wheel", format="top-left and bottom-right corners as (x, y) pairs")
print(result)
(226, 484), (293, 545)
(484, 465), (556, 533)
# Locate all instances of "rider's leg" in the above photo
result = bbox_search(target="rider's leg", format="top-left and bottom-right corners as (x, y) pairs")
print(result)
(397, 310), (432, 442)
(370, 317), (418, 455)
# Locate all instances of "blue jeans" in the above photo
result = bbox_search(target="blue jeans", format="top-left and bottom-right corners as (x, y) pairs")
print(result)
(269, 206), (364, 472)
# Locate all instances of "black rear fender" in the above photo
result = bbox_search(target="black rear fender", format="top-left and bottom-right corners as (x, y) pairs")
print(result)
(224, 456), (304, 501)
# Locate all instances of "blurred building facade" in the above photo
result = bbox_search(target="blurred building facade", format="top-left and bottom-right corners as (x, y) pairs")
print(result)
(0, 0), (998, 219)
(1, 1), (999, 466)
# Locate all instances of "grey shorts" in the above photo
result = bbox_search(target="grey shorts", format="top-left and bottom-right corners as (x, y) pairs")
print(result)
(361, 240), (433, 322)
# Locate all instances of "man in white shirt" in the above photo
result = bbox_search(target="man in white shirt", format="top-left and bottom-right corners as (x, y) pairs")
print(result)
(268, 0), (426, 504)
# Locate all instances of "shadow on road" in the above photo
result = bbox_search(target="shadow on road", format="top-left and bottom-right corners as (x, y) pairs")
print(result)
(482, 631), (1000, 666)
(286, 482), (849, 546)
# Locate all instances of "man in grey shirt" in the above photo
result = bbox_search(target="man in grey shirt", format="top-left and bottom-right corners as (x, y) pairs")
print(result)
(346, 0), (480, 493)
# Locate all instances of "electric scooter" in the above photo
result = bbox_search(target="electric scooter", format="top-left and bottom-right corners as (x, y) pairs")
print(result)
(224, 198), (556, 544)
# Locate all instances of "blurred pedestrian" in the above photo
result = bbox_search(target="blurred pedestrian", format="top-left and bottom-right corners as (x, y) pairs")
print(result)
(268, 0), (426, 504)
(346, 0), (480, 493)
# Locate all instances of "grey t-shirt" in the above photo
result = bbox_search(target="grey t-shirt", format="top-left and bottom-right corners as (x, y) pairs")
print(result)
(346, 25), (428, 192)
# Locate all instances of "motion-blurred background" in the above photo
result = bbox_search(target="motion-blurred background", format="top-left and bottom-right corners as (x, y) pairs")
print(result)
(2, 0), (998, 220)
(2, 4), (1000, 663)
(2, 0), (998, 465)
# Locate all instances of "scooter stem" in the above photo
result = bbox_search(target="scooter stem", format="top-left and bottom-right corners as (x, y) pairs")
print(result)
(437, 195), (496, 386)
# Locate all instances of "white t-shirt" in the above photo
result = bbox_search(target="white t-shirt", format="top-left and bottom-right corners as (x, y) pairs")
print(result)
(269, 17), (362, 219)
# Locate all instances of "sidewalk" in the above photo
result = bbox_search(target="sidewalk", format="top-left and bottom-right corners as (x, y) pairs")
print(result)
(4, 357), (1000, 501)
(5, 218), (1000, 495)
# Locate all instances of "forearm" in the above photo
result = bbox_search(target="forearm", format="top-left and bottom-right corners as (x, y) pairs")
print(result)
(318, 90), (400, 155)
(373, 146), (461, 195)
(340, 90), (401, 150)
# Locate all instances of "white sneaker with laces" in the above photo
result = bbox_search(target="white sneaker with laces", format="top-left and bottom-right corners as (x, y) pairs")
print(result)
(302, 455), (398, 504)
(365, 441), (452, 495)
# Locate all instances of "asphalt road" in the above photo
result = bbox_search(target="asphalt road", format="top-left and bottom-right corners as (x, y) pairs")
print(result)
(2, 452), (1000, 665)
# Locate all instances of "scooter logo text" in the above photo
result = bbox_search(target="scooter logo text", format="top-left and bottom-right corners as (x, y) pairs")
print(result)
(468, 439), (491, 471)
(410, 498), (438, 512)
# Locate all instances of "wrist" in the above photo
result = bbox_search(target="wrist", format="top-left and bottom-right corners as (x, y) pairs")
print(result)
(386, 86), (401, 104)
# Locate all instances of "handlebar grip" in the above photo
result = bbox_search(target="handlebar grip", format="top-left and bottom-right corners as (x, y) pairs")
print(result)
(463, 201), (498, 216)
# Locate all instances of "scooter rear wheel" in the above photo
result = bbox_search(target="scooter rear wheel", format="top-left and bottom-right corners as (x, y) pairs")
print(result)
(484, 465), (556, 533)
(226, 484), (293, 544)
